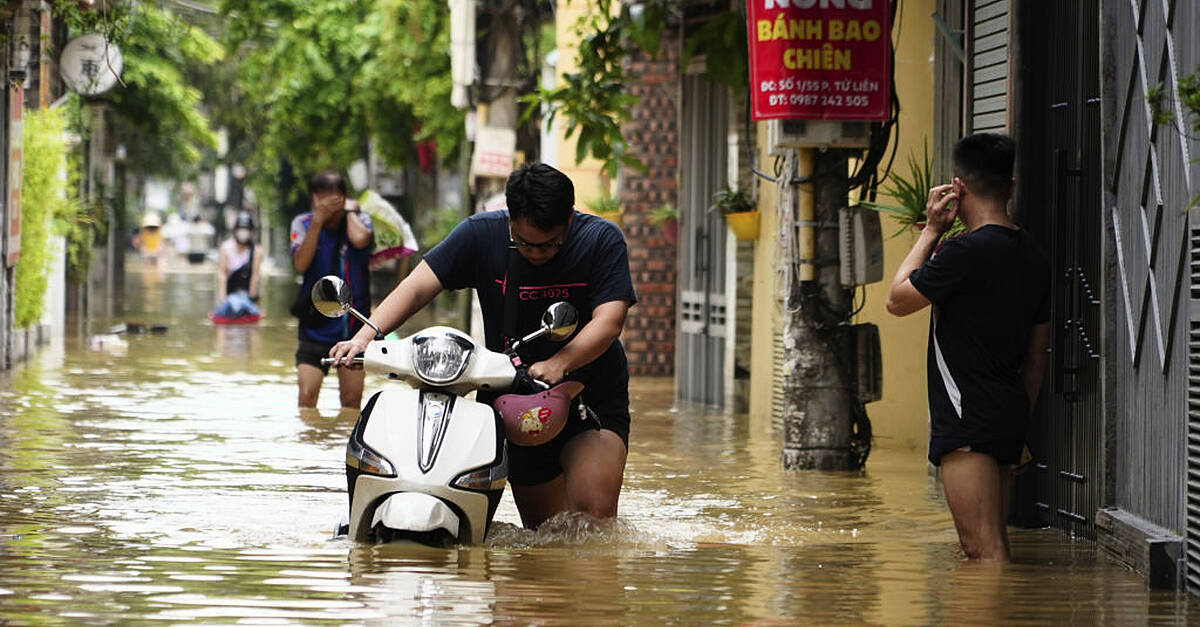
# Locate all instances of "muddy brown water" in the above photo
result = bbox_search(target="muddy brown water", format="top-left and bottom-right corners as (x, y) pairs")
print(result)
(0, 258), (1197, 624)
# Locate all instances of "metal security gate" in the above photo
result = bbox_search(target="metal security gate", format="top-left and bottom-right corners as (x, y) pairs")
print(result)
(1189, 217), (1200, 591)
(1013, 1), (1103, 537)
(1101, 0), (1196, 584)
(676, 73), (728, 406)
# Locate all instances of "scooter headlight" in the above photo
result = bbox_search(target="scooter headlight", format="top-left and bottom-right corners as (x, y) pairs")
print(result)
(412, 331), (474, 384)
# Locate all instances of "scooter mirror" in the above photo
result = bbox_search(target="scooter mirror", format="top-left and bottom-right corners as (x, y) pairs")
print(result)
(542, 302), (579, 341)
(312, 275), (351, 318)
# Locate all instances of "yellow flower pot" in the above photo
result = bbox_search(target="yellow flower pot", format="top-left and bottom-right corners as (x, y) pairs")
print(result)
(724, 210), (760, 241)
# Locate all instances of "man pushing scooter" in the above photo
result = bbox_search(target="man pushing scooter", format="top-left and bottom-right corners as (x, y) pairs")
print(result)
(328, 163), (637, 529)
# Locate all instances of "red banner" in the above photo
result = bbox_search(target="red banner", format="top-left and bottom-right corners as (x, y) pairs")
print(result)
(747, 0), (892, 121)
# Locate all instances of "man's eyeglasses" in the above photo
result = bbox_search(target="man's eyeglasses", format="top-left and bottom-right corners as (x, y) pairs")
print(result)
(508, 227), (567, 251)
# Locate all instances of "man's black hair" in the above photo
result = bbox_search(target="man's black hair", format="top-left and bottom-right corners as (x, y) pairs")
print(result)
(952, 132), (1015, 202)
(505, 162), (575, 231)
(308, 170), (347, 198)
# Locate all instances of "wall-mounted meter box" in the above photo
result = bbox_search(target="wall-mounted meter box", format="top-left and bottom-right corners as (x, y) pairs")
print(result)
(839, 206), (883, 287)
(852, 323), (882, 404)
(767, 119), (873, 155)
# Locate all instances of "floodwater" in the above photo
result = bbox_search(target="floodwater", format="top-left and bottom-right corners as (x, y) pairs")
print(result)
(1, 256), (1198, 625)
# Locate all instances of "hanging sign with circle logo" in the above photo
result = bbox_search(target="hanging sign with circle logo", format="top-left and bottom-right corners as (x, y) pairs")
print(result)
(59, 33), (124, 96)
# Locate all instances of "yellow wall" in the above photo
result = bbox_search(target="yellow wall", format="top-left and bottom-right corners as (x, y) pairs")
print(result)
(749, 1), (936, 452)
(552, 0), (608, 206)
(748, 129), (782, 422)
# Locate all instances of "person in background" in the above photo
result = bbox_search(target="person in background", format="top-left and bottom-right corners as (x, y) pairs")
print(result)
(187, 214), (215, 264)
(885, 132), (1051, 562)
(164, 212), (189, 260)
(134, 212), (164, 263)
(212, 212), (263, 321)
(290, 170), (374, 413)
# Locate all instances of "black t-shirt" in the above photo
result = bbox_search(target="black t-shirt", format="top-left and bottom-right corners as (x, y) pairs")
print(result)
(909, 225), (1051, 442)
(422, 210), (638, 413)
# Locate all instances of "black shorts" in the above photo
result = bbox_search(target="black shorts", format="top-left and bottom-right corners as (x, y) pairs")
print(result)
(296, 338), (337, 375)
(929, 436), (1024, 467)
(507, 403), (630, 487)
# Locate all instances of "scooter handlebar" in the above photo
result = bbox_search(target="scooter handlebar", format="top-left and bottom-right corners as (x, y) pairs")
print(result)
(320, 357), (365, 367)
(512, 368), (551, 392)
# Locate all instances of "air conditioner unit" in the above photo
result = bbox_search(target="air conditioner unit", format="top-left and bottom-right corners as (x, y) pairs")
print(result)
(839, 206), (883, 286)
(767, 119), (873, 155)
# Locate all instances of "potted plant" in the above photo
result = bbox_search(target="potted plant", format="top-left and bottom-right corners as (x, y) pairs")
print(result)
(858, 141), (965, 238)
(649, 203), (679, 243)
(714, 185), (759, 240)
(584, 195), (623, 227)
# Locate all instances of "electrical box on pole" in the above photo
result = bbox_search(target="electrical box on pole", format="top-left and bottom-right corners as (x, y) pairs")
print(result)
(838, 205), (883, 286)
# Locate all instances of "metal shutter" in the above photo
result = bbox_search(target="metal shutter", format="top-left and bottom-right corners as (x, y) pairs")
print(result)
(969, 0), (1009, 132)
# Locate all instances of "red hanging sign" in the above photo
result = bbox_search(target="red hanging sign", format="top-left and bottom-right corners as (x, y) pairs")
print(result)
(746, 0), (892, 121)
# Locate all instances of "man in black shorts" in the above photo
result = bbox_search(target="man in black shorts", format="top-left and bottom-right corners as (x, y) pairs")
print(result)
(886, 133), (1051, 561)
(328, 163), (637, 529)
(290, 171), (375, 413)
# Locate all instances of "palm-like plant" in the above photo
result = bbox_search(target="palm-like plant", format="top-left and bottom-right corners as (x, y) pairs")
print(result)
(713, 186), (755, 214)
(859, 141), (965, 238)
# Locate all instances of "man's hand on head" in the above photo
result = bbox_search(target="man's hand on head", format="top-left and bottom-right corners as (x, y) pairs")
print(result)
(925, 183), (959, 234)
(312, 195), (344, 225)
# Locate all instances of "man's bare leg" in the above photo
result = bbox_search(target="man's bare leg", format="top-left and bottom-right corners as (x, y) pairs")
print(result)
(941, 449), (1010, 561)
(337, 365), (365, 411)
(297, 364), (325, 408)
(510, 429), (627, 529)
(511, 476), (569, 529)
(561, 429), (627, 519)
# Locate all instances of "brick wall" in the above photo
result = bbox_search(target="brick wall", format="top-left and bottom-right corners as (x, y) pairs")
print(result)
(619, 33), (680, 377)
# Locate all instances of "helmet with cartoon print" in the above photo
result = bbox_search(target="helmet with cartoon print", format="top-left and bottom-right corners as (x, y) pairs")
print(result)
(493, 381), (584, 446)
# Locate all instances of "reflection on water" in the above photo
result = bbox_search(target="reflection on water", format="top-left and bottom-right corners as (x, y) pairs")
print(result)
(1, 257), (1198, 624)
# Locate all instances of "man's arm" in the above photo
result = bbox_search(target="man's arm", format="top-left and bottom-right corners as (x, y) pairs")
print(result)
(216, 247), (228, 301)
(293, 217), (324, 273)
(345, 200), (372, 249)
(327, 260), (445, 363)
(885, 228), (939, 316)
(885, 183), (959, 316)
(294, 197), (344, 272)
(528, 300), (630, 385)
(249, 247), (262, 300)
(1023, 322), (1050, 413)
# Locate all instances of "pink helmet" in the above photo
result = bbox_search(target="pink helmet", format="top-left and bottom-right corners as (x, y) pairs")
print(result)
(493, 382), (584, 447)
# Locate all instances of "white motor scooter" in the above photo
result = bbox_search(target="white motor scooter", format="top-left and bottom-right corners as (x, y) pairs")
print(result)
(310, 275), (579, 545)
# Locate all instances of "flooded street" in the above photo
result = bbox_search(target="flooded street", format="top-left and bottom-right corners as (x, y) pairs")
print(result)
(1, 259), (1197, 625)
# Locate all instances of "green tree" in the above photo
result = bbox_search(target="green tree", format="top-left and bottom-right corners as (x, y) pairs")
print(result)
(106, 5), (223, 179)
(218, 0), (464, 216)
(35, 2), (223, 287)
(51, 1), (222, 180)
(525, 0), (747, 179)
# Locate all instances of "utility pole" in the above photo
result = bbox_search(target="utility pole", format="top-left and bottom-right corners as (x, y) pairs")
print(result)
(781, 148), (862, 470)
